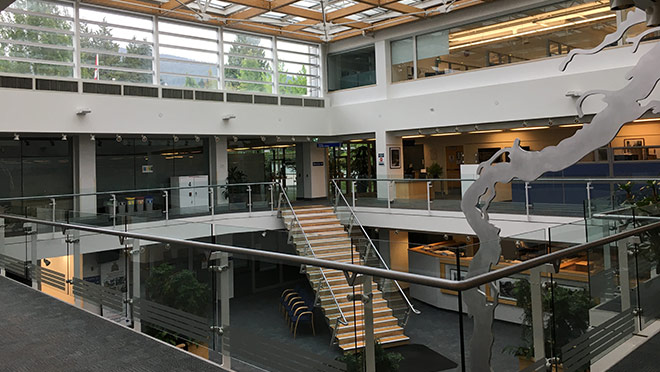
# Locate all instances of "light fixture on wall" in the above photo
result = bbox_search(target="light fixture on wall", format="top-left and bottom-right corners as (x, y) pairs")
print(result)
(76, 108), (92, 116)
(141, 135), (148, 143)
(222, 114), (236, 121)
(232, 136), (238, 143)
(61, 134), (67, 141)
(194, 135), (201, 143)
(276, 136), (281, 142)
(214, 136), (221, 143)
(291, 136), (296, 142)
(306, 136), (311, 142)
(173, 135), (179, 143)
(13, 133), (19, 141)
(261, 231), (267, 237)
(89, 134), (95, 141)
(260, 136), (267, 142)
(116, 134), (122, 143)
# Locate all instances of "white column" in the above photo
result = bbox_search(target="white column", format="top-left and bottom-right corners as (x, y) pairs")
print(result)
(296, 142), (327, 199)
(74, 135), (97, 214)
(210, 136), (228, 205)
(376, 130), (403, 200)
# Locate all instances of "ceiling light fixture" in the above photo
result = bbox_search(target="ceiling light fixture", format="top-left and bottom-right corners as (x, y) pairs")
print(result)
(401, 135), (425, 139)
(510, 126), (549, 131)
(214, 136), (221, 143)
(76, 108), (92, 116)
(469, 129), (503, 134)
(633, 118), (660, 123)
(559, 123), (585, 128)
(116, 135), (122, 143)
(173, 135), (179, 143)
(141, 135), (148, 143)
(89, 134), (95, 141)
(222, 114), (236, 121)
(232, 136), (238, 143)
(61, 134), (67, 141)
(349, 139), (363, 143)
(260, 136), (267, 142)
(194, 135), (201, 143)
(13, 133), (19, 141)
(431, 132), (461, 137)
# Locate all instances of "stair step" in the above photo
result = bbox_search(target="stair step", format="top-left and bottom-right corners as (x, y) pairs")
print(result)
(337, 325), (406, 343)
(337, 316), (400, 333)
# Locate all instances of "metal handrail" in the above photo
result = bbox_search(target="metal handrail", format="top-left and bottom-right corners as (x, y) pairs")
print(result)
(333, 177), (660, 183)
(331, 180), (420, 315)
(3, 213), (658, 292)
(0, 182), (275, 203)
(275, 182), (348, 326)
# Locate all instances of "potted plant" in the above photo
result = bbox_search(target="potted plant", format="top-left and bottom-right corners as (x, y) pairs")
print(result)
(426, 162), (444, 199)
(337, 341), (404, 372)
(351, 145), (374, 194)
(144, 263), (211, 358)
(504, 279), (592, 371)
(223, 165), (248, 205)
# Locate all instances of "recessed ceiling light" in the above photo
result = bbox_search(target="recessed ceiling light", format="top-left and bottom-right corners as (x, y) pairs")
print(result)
(559, 123), (584, 128)
(510, 126), (549, 131)
(431, 132), (461, 137)
(402, 135), (425, 139)
(469, 129), (503, 134)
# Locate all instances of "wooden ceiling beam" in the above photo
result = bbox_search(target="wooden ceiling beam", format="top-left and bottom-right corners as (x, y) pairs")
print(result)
(325, 3), (372, 21)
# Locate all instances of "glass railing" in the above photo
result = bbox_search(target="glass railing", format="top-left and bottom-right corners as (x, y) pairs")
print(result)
(2, 204), (660, 371)
(335, 177), (660, 220)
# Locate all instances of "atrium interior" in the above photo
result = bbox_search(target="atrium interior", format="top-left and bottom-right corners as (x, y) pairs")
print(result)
(1, 0), (660, 371)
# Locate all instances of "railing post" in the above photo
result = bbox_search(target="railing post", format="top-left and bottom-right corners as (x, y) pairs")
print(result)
(247, 186), (252, 213)
(111, 194), (117, 228)
(0, 218), (4, 277)
(351, 181), (356, 208)
(162, 191), (169, 221)
(530, 264), (556, 363)
(25, 223), (37, 289)
(363, 275), (375, 372)
(427, 181), (431, 213)
(387, 181), (392, 211)
(50, 198), (56, 233)
(70, 229), (81, 307)
(131, 238), (141, 332)
(209, 187), (215, 218)
(525, 182), (531, 219)
(586, 182), (593, 218)
(269, 184), (274, 212)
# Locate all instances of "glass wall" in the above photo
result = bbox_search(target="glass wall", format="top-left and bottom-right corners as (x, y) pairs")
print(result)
(390, 0), (657, 82)
(0, 0), (322, 96)
(96, 137), (209, 192)
(327, 45), (375, 91)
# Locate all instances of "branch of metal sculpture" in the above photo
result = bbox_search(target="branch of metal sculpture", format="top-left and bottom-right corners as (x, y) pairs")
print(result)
(460, 8), (660, 371)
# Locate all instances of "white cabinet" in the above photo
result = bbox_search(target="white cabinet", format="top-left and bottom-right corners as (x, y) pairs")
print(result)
(170, 175), (209, 213)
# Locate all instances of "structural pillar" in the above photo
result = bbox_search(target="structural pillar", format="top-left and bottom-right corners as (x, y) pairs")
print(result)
(376, 131), (403, 201)
(73, 135), (97, 214)
(295, 142), (327, 200)
(210, 136), (228, 206)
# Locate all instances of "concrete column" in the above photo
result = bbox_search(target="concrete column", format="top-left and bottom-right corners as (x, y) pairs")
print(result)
(210, 136), (228, 205)
(73, 135), (97, 214)
(376, 131), (403, 200)
(296, 142), (327, 200)
(132, 238), (141, 332)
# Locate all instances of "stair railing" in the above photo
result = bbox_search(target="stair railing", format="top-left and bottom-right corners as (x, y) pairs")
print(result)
(276, 182), (348, 332)
(331, 180), (421, 322)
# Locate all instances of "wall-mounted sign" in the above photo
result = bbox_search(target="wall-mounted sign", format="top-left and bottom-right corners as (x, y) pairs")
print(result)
(317, 142), (341, 148)
(313, 161), (324, 166)
(142, 165), (154, 173)
(378, 152), (385, 166)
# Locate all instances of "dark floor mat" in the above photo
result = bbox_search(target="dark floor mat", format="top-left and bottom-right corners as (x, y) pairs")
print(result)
(388, 344), (458, 372)
(608, 331), (660, 372)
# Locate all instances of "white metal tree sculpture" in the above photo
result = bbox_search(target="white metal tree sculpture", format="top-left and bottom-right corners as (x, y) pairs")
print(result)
(460, 6), (660, 371)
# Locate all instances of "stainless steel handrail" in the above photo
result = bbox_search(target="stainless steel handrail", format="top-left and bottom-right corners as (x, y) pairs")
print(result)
(275, 183), (348, 326)
(2, 213), (658, 292)
(331, 180), (420, 315)
(0, 182), (275, 203)
(333, 177), (660, 183)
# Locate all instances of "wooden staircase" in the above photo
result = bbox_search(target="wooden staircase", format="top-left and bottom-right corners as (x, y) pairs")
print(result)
(281, 205), (410, 351)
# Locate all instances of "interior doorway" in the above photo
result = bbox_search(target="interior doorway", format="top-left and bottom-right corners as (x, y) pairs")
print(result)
(445, 145), (464, 198)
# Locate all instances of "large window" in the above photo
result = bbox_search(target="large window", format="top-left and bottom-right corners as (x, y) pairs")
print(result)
(79, 6), (154, 83)
(0, 0), (75, 77)
(158, 20), (219, 89)
(327, 45), (375, 91)
(390, 0), (657, 82)
(223, 30), (274, 94)
(0, 0), (323, 95)
(277, 39), (321, 97)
